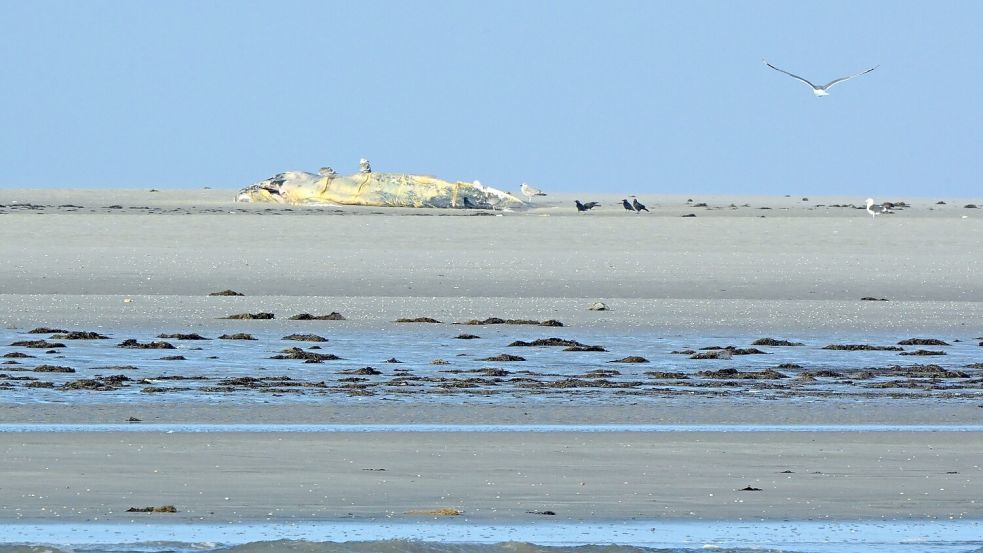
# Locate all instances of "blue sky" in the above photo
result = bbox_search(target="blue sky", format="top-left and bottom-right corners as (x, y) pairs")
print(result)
(1, 1), (980, 196)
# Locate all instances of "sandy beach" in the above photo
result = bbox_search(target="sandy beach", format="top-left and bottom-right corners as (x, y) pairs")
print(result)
(1, 188), (982, 527)
(2, 431), (980, 523)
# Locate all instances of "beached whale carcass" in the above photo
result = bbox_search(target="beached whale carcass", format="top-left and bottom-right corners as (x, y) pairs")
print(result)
(236, 167), (524, 210)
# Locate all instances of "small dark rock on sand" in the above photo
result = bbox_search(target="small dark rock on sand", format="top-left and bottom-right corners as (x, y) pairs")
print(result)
(564, 345), (607, 352)
(10, 340), (66, 348)
(698, 368), (787, 379)
(609, 356), (649, 363)
(860, 297), (889, 301)
(645, 371), (688, 379)
(289, 312), (346, 320)
(898, 338), (950, 346)
(455, 333), (480, 340)
(395, 317), (442, 323)
(33, 365), (75, 373)
(681, 213), (696, 217)
(752, 338), (804, 346)
(526, 510), (556, 516)
(222, 312), (274, 320)
(209, 290), (244, 296)
(899, 349), (947, 356)
(270, 348), (341, 362)
(822, 344), (903, 351)
(965, 204), (979, 209)
(739, 486), (762, 491)
(126, 505), (177, 513)
(218, 333), (257, 340)
(509, 338), (585, 347)
(463, 318), (563, 327)
(158, 333), (210, 340)
(480, 354), (526, 362)
(117, 339), (176, 349)
(27, 327), (68, 334)
(282, 334), (328, 342)
(50, 331), (109, 340)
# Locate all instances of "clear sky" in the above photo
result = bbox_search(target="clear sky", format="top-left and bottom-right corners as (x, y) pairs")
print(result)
(1, 1), (980, 196)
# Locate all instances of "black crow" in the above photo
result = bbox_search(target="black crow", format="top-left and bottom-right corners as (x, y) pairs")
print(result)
(575, 200), (600, 212)
(622, 199), (636, 213)
(632, 198), (649, 213)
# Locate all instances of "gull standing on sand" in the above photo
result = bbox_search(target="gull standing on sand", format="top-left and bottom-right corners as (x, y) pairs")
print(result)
(520, 183), (546, 201)
(763, 60), (878, 96)
(866, 198), (890, 219)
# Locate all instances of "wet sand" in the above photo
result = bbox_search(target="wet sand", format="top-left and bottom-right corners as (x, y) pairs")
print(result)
(1, 188), (981, 524)
(1, 431), (980, 522)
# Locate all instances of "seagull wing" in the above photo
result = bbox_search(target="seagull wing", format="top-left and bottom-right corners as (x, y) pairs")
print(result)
(763, 60), (818, 89)
(822, 65), (879, 90)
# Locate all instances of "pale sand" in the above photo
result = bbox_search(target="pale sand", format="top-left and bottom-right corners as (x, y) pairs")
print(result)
(2, 189), (981, 524)
(1, 431), (980, 522)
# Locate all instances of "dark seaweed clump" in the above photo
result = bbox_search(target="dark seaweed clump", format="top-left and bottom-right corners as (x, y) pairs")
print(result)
(395, 317), (442, 323)
(222, 312), (274, 320)
(751, 338), (804, 346)
(289, 312), (346, 320)
(897, 338), (950, 346)
(822, 344), (903, 351)
(117, 339), (175, 349)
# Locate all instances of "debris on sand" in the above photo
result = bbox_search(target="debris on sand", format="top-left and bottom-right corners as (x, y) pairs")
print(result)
(221, 312), (274, 320)
(752, 338), (804, 346)
(480, 354), (526, 362)
(218, 333), (257, 340)
(282, 334), (328, 342)
(10, 340), (66, 349)
(61, 375), (131, 391)
(126, 505), (177, 513)
(32, 365), (75, 373)
(395, 317), (442, 323)
(50, 331), (109, 340)
(509, 338), (586, 347)
(697, 368), (787, 379)
(897, 338), (950, 346)
(209, 290), (244, 296)
(463, 318), (564, 327)
(405, 507), (462, 517)
(645, 371), (688, 379)
(117, 339), (176, 349)
(28, 327), (69, 334)
(563, 345), (607, 352)
(270, 347), (341, 362)
(289, 312), (346, 320)
(822, 344), (903, 351)
(158, 333), (210, 340)
(608, 356), (649, 363)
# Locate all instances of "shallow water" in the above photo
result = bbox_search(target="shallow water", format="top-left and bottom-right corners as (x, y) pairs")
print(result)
(2, 326), (981, 405)
(1, 520), (982, 553)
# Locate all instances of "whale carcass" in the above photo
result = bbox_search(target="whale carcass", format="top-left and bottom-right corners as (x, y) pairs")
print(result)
(236, 168), (524, 210)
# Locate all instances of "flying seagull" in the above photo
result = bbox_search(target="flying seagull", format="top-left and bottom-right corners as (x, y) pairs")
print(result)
(574, 200), (600, 212)
(632, 197), (650, 213)
(622, 199), (636, 213)
(763, 60), (878, 96)
(520, 183), (546, 200)
(866, 198), (890, 219)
